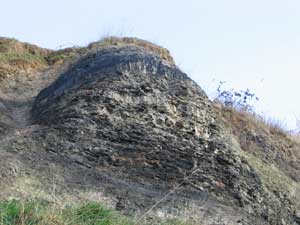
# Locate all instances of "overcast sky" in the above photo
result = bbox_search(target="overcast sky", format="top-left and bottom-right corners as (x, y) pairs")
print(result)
(1, 0), (300, 129)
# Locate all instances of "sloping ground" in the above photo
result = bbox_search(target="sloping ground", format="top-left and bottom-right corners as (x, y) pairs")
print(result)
(216, 106), (300, 224)
(0, 38), (50, 71)
(1, 37), (300, 225)
(217, 107), (300, 181)
(0, 36), (169, 133)
(0, 37), (55, 135)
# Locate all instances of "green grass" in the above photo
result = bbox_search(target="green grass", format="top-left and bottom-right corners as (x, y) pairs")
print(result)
(0, 200), (191, 225)
(0, 52), (47, 65)
(0, 200), (132, 225)
(0, 200), (129, 225)
(0, 37), (47, 66)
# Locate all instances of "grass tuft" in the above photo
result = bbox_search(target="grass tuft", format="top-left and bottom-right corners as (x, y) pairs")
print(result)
(0, 200), (133, 225)
(0, 200), (192, 225)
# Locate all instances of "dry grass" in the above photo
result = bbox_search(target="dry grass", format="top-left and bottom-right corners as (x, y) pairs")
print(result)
(214, 103), (300, 211)
(214, 102), (288, 139)
(87, 37), (175, 65)
(0, 36), (176, 77)
(214, 102), (300, 179)
(0, 38), (52, 80)
(46, 36), (176, 67)
(287, 133), (300, 144)
(222, 104), (300, 145)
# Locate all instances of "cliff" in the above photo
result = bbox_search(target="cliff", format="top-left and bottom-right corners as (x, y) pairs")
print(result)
(0, 37), (300, 225)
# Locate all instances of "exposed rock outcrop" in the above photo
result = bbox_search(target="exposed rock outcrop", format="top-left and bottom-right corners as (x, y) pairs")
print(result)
(30, 45), (270, 224)
(1, 37), (300, 225)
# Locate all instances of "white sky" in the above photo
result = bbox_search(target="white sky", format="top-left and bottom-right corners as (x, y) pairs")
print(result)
(1, 0), (300, 129)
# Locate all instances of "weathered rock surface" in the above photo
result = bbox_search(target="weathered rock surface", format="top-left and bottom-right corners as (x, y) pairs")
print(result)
(29, 45), (274, 224)
(1, 37), (300, 225)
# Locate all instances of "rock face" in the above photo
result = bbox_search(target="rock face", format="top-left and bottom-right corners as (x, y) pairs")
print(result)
(2, 37), (300, 225)
(30, 45), (267, 224)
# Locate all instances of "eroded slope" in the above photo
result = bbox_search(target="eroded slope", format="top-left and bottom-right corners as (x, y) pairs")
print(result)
(30, 45), (271, 224)
(1, 37), (300, 225)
